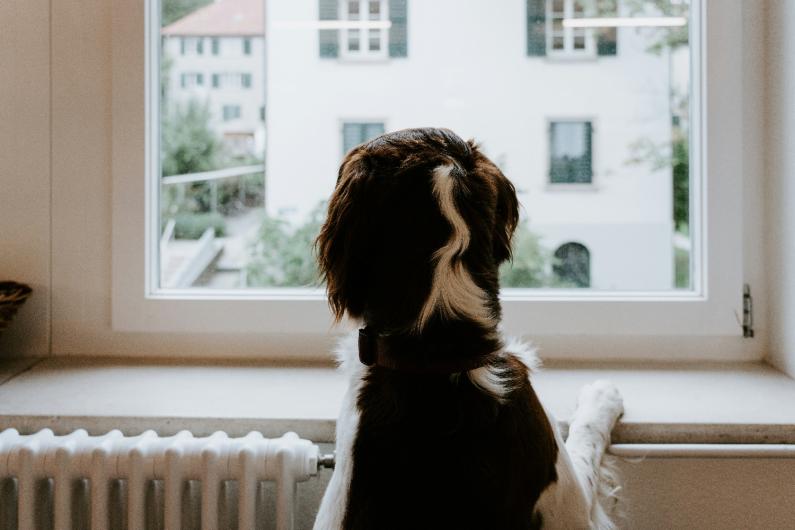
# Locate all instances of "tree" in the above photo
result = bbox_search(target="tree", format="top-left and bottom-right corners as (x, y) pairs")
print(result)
(161, 0), (213, 27)
(161, 100), (224, 177)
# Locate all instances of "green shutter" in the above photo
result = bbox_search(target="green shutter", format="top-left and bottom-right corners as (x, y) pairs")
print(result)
(389, 0), (408, 58)
(597, 0), (618, 55)
(583, 122), (593, 182)
(527, 0), (546, 56)
(212, 74), (219, 88)
(212, 38), (220, 55)
(319, 0), (339, 58)
(242, 73), (252, 88)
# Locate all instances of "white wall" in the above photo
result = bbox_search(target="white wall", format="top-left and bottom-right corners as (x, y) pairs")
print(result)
(766, 0), (795, 378)
(0, 0), (51, 357)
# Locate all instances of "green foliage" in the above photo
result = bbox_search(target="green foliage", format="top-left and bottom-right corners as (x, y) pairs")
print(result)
(161, 0), (213, 27)
(170, 212), (227, 239)
(623, 0), (690, 54)
(674, 246), (690, 289)
(499, 220), (561, 288)
(628, 125), (689, 232)
(161, 100), (224, 177)
(246, 203), (326, 288)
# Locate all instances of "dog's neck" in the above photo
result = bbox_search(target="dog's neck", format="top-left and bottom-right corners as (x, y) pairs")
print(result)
(357, 320), (501, 374)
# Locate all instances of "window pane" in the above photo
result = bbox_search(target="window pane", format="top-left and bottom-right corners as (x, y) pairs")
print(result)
(157, 0), (694, 292)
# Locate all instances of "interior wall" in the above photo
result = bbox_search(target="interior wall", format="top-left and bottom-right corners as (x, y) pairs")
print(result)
(0, 0), (51, 357)
(766, 0), (795, 377)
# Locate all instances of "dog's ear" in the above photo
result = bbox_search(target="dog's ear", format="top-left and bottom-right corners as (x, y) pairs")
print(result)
(493, 171), (519, 264)
(316, 151), (373, 322)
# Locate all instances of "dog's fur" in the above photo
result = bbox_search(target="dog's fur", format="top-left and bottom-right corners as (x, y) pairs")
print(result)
(314, 128), (624, 530)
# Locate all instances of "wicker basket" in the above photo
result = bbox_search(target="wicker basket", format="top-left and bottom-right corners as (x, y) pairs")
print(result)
(0, 282), (32, 332)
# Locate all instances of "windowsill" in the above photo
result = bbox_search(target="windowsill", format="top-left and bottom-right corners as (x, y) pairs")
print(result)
(0, 357), (793, 444)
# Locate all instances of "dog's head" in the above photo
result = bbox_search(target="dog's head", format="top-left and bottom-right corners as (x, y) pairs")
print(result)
(316, 127), (519, 333)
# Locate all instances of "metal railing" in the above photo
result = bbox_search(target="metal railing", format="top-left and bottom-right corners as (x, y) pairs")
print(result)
(162, 164), (264, 213)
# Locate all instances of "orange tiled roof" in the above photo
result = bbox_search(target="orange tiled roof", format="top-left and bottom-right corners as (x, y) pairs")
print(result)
(162, 0), (264, 37)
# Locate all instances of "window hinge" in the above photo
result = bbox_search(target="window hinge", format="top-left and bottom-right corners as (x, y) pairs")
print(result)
(743, 284), (754, 338)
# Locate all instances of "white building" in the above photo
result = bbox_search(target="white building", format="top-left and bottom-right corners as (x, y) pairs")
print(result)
(265, 0), (678, 290)
(162, 0), (266, 157)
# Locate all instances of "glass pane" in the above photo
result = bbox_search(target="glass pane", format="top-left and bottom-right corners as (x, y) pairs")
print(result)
(368, 29), (381, 51)
(368, 0), (380, 18)
(348, 29), (360, 51)
(347, 0), (360, 18)
(157, 0), (695, 292)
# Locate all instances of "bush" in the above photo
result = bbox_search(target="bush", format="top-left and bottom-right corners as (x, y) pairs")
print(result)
(246, 203), (325, 287)
(170, 212), (227, 240)
(499, 220), (559, 288)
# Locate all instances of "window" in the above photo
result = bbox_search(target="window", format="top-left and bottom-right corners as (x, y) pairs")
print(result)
(212, 38), (220, 55)
(211, 73), (252, 89)
(549, 121), (592, 184)
(222, 105), (242, 121)
(243, 38), (252, 55)
(180, 37), (204, 55)
(547, 0), (594, 56)
(179, 72), (204, 89)
(341, 0), (388, 58)
(553, 242), (590, 287)
(319, 0), (408, 59)
(527, 0), (617, 57)
(110, 0), (749, 350)
(342, 122), (385, 154)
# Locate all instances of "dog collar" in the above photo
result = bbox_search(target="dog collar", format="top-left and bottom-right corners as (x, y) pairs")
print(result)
(358, 328), (496, 375)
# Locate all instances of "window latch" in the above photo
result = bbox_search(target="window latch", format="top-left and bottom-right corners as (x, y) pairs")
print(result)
(743, 284), (754, 338)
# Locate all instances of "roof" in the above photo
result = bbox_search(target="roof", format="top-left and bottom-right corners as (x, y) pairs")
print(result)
(161, 0), (264, 37)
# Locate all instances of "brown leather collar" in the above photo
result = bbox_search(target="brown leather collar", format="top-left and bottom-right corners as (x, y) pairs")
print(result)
(358, 328), (496, 375)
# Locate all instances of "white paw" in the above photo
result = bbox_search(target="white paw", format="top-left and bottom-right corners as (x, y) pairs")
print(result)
(577, 379), (625, 425)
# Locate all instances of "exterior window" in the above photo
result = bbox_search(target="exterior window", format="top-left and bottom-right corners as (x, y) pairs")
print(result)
(212, 38), (220, 55)
(180, 37), (204, 56)
(243, 38), (252, 55)
(179, 72), (204, 88)
(319, 0), (407, 59)
(553, 242), (590, 287)
(549, 121), (592, 184)
(342, 122), (385, 154)
(546, 0), (594, 56)
(211, 73), (251, 89)
(342, 0), (388, 58)
(527, 0), (617, 57)
(222, 105), (242, 121)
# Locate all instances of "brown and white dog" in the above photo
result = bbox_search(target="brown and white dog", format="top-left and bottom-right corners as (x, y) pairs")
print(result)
(314, 128), (624, 530)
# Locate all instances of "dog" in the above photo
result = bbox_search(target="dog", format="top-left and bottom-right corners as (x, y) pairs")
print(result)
(314, 128), (624, 530)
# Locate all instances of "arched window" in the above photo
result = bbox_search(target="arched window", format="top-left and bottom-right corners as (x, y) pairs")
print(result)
(553, 242), (590, 288)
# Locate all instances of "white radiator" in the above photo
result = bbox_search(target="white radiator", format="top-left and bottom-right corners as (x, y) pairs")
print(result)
(0, 428), (321, 530)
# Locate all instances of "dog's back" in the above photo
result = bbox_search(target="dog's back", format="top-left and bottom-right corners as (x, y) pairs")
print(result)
(344, 354), (556, 530)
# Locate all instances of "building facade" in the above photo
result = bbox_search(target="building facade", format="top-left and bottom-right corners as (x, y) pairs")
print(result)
(265, 0), (678, 290)
(162, 0), (266, 158)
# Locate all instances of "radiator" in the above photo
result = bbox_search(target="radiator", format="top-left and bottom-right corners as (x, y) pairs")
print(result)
(0, 428), (322, 530)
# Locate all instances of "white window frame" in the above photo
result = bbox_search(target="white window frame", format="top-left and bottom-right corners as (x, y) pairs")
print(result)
(546, 0), (596, 58)
(111, 0), (748, 360)
(339, 0), (389, 60)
